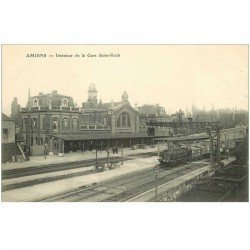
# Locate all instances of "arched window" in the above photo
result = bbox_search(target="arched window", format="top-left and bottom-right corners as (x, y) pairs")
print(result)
(61, 98), (68, 107)
(33, 98), (39, 107)
(53, 120), (58, 130)
(117, 112), (132, 127)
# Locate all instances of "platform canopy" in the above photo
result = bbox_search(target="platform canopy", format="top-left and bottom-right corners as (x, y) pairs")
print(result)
(51, 132), (162, 141)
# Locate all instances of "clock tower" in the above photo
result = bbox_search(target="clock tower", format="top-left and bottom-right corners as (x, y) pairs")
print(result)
(87, 83), (97, 104)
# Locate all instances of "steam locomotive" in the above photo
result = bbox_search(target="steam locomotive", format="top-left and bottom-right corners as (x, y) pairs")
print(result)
(158, 144), (210, 167)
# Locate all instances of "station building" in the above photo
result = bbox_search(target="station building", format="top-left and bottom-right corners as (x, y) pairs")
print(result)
(17, 84), (171, 156)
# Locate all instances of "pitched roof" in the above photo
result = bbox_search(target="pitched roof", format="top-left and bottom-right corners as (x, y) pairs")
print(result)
(82, 101), (139, 114)
(101, 102), (122, 109)
(26, 92), (75, 108)
(2, 113), (12, 121)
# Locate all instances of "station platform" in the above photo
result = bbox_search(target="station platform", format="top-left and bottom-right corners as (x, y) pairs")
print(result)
(1, 146), (162, 171)
(1, 156), (159, 202)
(127, 157), (236, 202)
(2, 155), (236, 202)
(2, 164), (94, 187)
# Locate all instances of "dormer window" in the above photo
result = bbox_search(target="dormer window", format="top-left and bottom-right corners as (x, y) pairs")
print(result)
(61, 98), (68, 107)
(33, 98), (39, 107)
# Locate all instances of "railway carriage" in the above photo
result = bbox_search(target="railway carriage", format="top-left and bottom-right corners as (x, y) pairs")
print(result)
(158, 143), (210, 167)
(158, 148), (191, 167)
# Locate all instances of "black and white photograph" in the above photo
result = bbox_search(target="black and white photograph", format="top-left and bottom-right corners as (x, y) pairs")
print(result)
(1, 1), (250, 250)
(1, 45), (248, 202)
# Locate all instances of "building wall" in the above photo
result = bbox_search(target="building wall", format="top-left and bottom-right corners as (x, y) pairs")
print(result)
(2, 120), (15, 143)
(19, 91), (169, 156)
(30, 145), (45, 156)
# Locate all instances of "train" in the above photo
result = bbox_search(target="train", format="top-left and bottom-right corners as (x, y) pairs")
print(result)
(235, 135), (248, 165)
(158, 143), (210, 167)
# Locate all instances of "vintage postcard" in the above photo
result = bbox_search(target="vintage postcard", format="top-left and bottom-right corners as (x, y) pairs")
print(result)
(1, 44), (248, 202)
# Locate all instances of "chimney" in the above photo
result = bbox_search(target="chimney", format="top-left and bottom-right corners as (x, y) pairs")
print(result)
(52, 90), (57, 95)
(39, 92), (43, 95)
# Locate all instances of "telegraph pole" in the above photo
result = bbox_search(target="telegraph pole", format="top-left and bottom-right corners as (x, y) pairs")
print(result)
(26, 88), (31, 157)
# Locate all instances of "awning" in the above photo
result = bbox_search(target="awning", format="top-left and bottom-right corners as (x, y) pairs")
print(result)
(51, 132), (166, 141)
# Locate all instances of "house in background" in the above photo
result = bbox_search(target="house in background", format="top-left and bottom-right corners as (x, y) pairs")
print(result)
(1, 113), (25, 163)
(2, 113), (15, 144)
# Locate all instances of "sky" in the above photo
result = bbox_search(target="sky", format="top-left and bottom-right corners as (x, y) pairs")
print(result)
(2, 45), (248, 116)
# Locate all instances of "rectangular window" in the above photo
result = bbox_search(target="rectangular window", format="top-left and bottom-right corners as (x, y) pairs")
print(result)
(33, 118), (38, 129)
(81, 125), (88, 130)
(73, 118), (77, 130)
(89, 125), (96, 130)
(103, 117), (107, 126)
(53, 120), (58, 130)
(3, 128), (8, 139)
(23, 118), (27, 129)
(40, 116), (45, 130)
(3, 128), (8, 134)
(64, 118), (68, 129)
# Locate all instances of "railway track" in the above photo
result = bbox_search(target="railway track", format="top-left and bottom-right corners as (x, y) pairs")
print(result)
(2, 168), (94, 192)
(2, 151), (157, 180)
(174, 161), (248, 202)
(39, 162), (207, 202)
(38, 166), (164, 202)
(2, 152), (157, 191)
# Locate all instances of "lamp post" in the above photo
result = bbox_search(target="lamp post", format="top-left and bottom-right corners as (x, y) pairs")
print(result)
(107, 149), (110, 168)
(224, 132), (229, 160)
(155, 166), (159, 201)
(95, 149), (98, 166)
(224, 133), (227, 148)
(121, 142), (124, 165)
(44, 143), (48, 159)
